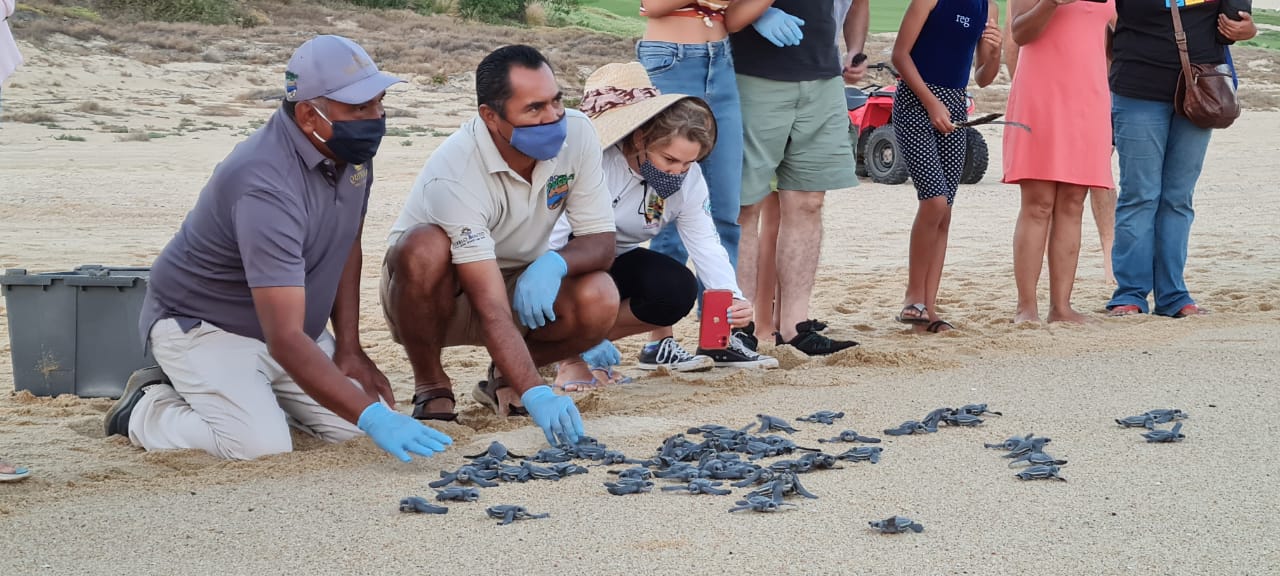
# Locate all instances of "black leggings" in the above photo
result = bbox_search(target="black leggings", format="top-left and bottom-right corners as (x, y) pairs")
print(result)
(608, 247), (698, 327)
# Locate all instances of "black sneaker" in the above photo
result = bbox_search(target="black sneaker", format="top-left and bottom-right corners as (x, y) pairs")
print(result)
(698, 330), (779, 369)
(733, 322), (760, 352)
(103, 366), (171, 437)
(637, 337), (714, 372)
(775, 319), (859, 357)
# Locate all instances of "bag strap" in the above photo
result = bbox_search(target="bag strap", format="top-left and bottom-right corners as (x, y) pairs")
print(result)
(1169, 0), (1196, 82)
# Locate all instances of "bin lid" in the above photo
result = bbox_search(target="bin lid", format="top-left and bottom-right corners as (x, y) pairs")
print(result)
(2, 265), (151, 288)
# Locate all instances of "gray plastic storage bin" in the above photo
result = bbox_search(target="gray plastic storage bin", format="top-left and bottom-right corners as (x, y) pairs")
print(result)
(1, 265), (154, 399)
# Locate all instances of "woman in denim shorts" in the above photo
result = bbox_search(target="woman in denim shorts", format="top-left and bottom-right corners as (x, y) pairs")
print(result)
(635, 0), (773, 272)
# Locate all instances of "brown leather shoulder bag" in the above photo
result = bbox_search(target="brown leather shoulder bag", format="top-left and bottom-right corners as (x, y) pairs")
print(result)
(1170, 0), (1241, 129)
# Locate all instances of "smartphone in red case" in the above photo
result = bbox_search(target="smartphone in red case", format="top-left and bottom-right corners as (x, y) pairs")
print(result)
(699, 289), (734, 350)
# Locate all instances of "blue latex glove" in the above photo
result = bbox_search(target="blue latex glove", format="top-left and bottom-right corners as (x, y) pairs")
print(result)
(513, 251), (568, 329)
(357, 402), (453, 462)
(521, 385), (586, 447)
(752, 7), (805, 47)
(580, 339), (621, 369)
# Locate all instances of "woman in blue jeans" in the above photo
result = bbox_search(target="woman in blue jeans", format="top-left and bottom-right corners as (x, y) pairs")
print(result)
(635, 0), (778, 270)
(1106, 0), (1254, 317)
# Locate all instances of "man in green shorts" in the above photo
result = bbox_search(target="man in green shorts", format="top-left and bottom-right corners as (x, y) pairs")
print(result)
(729, 0), (869, 356)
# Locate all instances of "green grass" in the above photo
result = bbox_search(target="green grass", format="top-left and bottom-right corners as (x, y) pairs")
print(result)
(1241, 30), (1280, 51)
(1251, 9), (1280, 28)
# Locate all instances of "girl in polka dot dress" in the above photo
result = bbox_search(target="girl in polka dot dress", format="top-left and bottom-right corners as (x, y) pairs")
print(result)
(891, 0), (1002, 333)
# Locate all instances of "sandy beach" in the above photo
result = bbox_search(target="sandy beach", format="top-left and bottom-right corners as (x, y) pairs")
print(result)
(2, 26), (1280, 576)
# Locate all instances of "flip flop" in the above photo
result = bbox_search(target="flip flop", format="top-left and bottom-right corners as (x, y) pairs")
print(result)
(471, 363), (529, 417)
(926, 320), (954, 333)
(1107, 304), (1144, 317)
(1173, 304), (1207, 318)
(0, 465), (31, 483)
(411, 387), (458, 422)
(896, 303), (930, 324)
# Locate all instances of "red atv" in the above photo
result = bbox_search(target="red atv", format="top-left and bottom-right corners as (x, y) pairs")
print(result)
(847, 62), (989, 186)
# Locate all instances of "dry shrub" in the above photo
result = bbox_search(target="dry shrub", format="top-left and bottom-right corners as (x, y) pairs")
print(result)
(178, 95), (198, 105)
(200, 105), (244, 117)
(386, 107), (419, 118)
(1240, 89), (1280, 111)
(117, 130), (152, 142)
(75, 101), (120, 115)
(4, 110), (58, 123)
(238, 88), (281, 101)
(524, 1), (547, 27)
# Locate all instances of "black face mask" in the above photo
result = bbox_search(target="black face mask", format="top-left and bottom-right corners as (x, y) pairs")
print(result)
(313, 107), (386, 165)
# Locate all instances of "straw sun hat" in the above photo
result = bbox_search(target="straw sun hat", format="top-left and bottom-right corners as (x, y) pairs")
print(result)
(579, 62), (711, 150)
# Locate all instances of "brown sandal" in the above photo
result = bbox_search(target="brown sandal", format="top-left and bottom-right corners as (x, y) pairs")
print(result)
(411, 387), (458, 422)
(471, 363), (528, 417)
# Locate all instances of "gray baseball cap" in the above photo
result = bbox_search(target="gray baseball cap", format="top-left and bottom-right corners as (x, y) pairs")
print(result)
(285, 35), (404, 104)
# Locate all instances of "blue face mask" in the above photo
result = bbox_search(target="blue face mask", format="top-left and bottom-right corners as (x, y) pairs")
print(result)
(505, 113), (567, 161)
(638, 155), (687, 199)
(313, 107), (386, 165)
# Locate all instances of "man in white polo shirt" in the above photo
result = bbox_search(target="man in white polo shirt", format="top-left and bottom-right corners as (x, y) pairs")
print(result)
(382, 45), (618, 447)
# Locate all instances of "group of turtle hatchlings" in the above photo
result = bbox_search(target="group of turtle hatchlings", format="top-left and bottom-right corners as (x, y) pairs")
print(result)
(397, 404), (1189, 532)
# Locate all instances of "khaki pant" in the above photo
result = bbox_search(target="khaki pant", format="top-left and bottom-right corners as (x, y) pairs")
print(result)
(379, 255), (525, 348)
(129, 319), (363, 460)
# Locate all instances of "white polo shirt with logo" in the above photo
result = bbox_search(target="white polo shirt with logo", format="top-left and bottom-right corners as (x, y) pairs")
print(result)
(389, 109), (615, 271)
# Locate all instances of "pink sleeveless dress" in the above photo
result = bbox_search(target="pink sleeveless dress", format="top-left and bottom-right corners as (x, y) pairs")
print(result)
(1002, 0), (1116, 189)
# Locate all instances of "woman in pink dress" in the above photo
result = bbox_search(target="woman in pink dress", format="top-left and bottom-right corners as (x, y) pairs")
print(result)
(1004, 0), (1115, 324)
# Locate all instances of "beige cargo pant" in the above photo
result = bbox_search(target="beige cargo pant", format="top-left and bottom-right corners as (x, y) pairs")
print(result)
(128, 318), (364, 460)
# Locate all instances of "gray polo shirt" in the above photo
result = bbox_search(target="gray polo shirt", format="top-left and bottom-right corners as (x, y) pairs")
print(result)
(138, 107), (371, 345)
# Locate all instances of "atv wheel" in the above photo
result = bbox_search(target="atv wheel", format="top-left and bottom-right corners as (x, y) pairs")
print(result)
(853, 124), (870, 178)
(960, 127), (988, 185)
(865, 125), (909, 185)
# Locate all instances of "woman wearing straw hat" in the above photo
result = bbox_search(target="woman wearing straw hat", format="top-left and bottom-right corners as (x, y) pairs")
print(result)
(549, 63), (778, 389)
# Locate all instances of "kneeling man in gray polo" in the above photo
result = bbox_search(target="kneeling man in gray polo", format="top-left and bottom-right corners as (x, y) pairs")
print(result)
(104, 35), (453, 462)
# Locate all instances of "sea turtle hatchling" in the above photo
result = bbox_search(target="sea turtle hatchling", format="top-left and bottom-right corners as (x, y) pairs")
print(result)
(486, 505), (550, 526)
(957, 403), (1002, 417)
(527, 448), (573, 463)
(942, 412), (984, 427)
(428, 465), (500, 489)
(728, 495), (796, 513)
(604, 479), (654, 496)
(465, 441), (524, 461)
(661, 479), (733, 496)
(520, 461), (563, 481)
(884, 420), (930, 436)
(498, 465), (532, 483)
(921, 408), (953, 432)
(1003, 435), (1051, 458)
(818, 430), (882, 444)
(399, 496), (448, 514)
(835, 446), (882, 464)
(1115, 414), (1157, 429)
(869, 516), (924, 534)
(1141, 422), (1186, 443)
(433, 488), (481, 502)
(551, 463), (589, 477)
(1144, 409), (1188, 423)
(1007, 451), (1068, 468)
(796, 411), (846, 425)
(610, 467), (654, 481)
(984, 434), (1032, 451)
(1015, 465), (1067, 481)
(752, 414), (800, 434)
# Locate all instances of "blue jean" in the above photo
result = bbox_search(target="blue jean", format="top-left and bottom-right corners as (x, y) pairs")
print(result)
(636, 38), (743, 270)
(1108, 93), (1213, 316)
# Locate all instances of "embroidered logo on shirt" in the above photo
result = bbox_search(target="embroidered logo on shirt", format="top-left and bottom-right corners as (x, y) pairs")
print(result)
(350, 164), (368, 187)
(1165, 0), (1215, 7)
(453, 226), (489, 249)
(956, 14), (971, 27)
(546, 173), (575, 210)
(285, 71), (299, 101)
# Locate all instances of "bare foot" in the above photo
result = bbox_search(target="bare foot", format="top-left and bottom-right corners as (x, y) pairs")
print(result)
(1047, 307), (1090, 324)
(554, 358), (600, 392)
(1013, 307), (1041, 324)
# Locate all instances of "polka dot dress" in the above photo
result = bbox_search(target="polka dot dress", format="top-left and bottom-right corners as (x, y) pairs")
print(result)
(892, 82), (969, 205)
